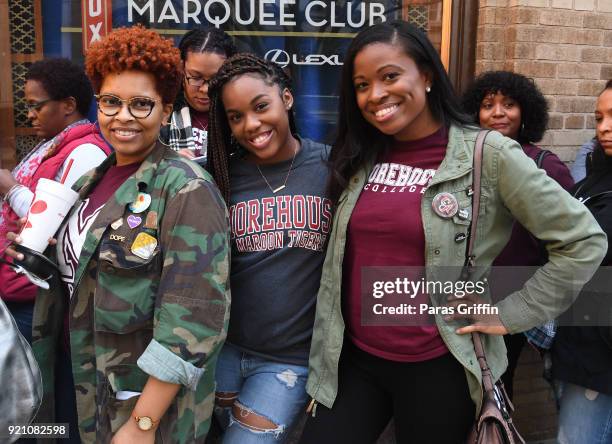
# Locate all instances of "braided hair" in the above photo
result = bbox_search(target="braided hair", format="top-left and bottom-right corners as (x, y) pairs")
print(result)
(207, 53), (298, 203)
(175, 27), (237, 109)
(178, 27), (237, 60)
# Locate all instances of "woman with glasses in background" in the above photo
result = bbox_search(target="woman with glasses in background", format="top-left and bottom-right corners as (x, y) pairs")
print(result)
(0, 58), (111, 444)
(7, 26), (230, 443)
(161, 27), (236, 164)
(0, 58), (111, 342)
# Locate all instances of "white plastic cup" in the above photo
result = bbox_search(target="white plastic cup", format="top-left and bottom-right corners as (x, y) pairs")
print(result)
(19, 178), (79, 252)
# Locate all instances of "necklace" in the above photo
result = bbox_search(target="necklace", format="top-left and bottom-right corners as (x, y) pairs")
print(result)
(255, 143), (298, 194)
(191, 113), (208, 131)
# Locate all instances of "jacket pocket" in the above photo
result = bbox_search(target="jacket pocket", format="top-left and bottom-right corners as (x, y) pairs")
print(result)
(107, 363), (149, 393)
(94, 239), (161, 333)
(106, 364), (149, 433)
(98, 237), (161, 276)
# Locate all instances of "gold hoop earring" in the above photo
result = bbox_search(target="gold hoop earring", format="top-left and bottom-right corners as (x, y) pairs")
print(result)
(158, 133), (171, 147)
(157, 120), (179, 148)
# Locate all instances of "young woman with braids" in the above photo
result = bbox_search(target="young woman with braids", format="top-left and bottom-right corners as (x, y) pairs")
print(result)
(161, 27), (236, 163)
(207, 53), (332, 443)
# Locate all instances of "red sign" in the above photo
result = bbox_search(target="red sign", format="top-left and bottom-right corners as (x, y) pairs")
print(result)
(82, 0), (112, 54)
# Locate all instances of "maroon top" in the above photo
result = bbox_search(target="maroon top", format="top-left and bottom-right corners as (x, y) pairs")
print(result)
(59, 161), (140, 348)
(58, 161), (141, 294)
(191, 110), (209, 156)
(343, 127), (450, 362)
(489, 143), (574, 301)
(493, 143), (574, 267)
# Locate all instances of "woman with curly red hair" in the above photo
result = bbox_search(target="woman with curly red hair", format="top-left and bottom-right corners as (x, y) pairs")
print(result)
(7, 26), (230, 443)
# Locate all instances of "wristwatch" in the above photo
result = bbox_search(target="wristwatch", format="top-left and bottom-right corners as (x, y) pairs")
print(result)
(134, 415), (158, 431)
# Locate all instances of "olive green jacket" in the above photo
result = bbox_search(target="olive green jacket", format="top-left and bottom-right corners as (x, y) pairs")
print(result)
(305, 124), (607, 416)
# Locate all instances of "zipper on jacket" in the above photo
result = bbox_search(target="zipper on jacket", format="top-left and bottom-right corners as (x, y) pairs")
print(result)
(306, 398), (318, 417)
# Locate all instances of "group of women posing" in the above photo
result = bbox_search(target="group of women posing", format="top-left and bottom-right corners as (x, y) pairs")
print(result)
(1, 19), (610, 444)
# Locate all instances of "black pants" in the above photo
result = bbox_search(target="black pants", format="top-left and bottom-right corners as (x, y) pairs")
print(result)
(500, 333), (526, 400)
(300, 341), (475, 444)
(55, 346), (81, 443)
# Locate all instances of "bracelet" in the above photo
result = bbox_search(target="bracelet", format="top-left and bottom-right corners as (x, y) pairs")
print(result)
(2, 183), (23, 202)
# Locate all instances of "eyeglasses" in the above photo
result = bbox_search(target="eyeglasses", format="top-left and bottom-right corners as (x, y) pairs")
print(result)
(185, 76), (211, 88)
(26, 98), (54, 113)
(95, 94), (158, 119)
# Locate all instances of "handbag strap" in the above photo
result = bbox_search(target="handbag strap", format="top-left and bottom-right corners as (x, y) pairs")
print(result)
(465, 130), (496, 393)
(464, 130), (488, 269)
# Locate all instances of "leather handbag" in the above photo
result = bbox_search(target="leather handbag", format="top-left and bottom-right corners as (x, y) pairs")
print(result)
(464, 130), (525, 444)
(0, 297), (42, 443)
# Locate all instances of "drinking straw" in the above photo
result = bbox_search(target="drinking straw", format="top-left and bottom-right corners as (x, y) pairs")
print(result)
(59, 158), (74, 184)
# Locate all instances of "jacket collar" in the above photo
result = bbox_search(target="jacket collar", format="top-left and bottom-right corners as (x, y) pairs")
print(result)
(76, 141), (166, 203)
(427, 124), (475, 187)
(69, 142), (167, 291)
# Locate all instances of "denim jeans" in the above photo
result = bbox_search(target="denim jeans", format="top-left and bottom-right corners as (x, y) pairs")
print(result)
(214, 343), (309, 443)
(5, 301), (34, 344)
(556, 381), (612, 444)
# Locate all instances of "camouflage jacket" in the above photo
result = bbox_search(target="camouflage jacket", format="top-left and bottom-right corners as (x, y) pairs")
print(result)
(31, 143), (230, 443)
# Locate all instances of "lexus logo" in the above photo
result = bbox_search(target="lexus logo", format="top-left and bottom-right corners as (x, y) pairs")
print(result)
(265, 49), (291, 68)
(264, 49), (343, 68)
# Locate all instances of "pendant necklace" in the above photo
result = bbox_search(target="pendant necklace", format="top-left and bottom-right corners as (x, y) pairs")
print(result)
(256, 143), (298, 194)
(192, 113), (208, 131)
(191, 113), (209, 153)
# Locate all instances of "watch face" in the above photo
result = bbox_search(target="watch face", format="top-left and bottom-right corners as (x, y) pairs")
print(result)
(138, 416), (153, 431)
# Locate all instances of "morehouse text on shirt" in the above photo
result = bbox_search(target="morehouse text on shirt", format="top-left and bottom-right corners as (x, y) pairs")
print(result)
(227, 138), (331, 365)
(230, 194), (332, 253)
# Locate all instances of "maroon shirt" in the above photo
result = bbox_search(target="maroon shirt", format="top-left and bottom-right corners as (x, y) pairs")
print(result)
(493, 144), (574, 267)
(58, 161), (141, 293)
(489, 143), (574, 301)
(58, 161), (140, 348)
(343, 127), (450, 362)
(190, 110), (209, 156)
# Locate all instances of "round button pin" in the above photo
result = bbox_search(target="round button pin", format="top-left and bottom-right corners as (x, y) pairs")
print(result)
(129, 192), (151, 214)
(432, 192), (459, 219)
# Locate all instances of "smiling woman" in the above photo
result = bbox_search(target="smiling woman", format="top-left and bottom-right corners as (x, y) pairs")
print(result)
(206, 53), (332, 444)
(299, 21), (606, 444)
(96, 70), (172, 165)
(6, 26), (231, 444)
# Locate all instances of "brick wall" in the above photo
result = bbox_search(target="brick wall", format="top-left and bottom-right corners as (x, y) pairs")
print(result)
(475, 2), (611, 441)
(476, 0), (612, 162)
(512, 346), (558, 441)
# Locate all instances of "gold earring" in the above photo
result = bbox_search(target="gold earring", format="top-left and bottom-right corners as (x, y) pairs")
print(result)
(157, 120), (178, 147)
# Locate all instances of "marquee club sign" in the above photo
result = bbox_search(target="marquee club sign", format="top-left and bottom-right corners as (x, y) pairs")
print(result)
(82, 0), (113, 53)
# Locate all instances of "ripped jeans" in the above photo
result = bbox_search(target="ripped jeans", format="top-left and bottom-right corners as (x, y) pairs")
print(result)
(555, 381), (612, 444)
(214, 343), (309, 443)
